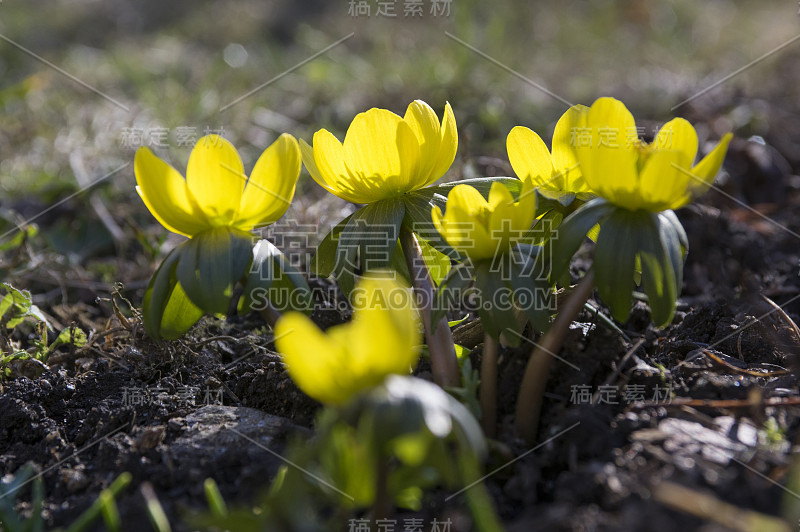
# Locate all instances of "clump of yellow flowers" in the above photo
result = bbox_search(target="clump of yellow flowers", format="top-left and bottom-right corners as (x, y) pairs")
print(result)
(134, 97), (733, 452)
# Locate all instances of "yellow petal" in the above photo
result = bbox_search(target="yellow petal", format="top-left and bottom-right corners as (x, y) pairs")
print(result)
(487, 180), (515, 210)
(306, 131), (352, 200)
(577, 98), (639, 209)
(425, 101), (458, 187)
(688, 132), (732, 198)
(639, 150), (693, 211)
(638, 119), (699, 210)
(275, 311), (351, 404)
(343, 108), (406, 184)
(134, 147), (208, 237)
(445, 183), (488, 217)
(349, 275), (420, 377)
(513, 177), (537, 232)
(507, 126), (555, 188)
(299, 138), (324, 186)
(551, 104), (590, 192)
(488, 181), (535, 254)
(653, 117), (698, 164)
(394, 120), (423, 192)
(237, 134), (301, 229)
(440, 185), (495, 261)
(186, 135), (246, 226)
(404, 100), (440, 183)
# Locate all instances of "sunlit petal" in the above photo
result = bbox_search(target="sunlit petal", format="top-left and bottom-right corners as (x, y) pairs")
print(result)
(425, 101), (458, 187)
(343, 108), (405, 183)
(551, 104), (590, 192)
(275, 312), (351, 404)
(689, 132), (733, 198)
(507, 126), (555, 188)
(186, 135), (246, 225)
(576, 98), (639, 209)
(134, 147), (208, 237)
(237, 134), (301, 229)
(404, 100), (440, 183)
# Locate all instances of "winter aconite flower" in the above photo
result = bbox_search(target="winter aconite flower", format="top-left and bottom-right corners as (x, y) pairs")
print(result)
(507, 105), (593, 196)
(135, 134), (301, 237)
(300, 100), (457, 204)
(431, 179), (536, 262)
(573, 97), (732, 212)
(275, 275), (421, 405)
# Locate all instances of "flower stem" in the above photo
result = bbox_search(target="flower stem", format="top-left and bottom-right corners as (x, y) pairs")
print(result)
(399, 226), (460, 388)
(514, 270), (595, 443)
(480, 333), (499, 438)
(372, 454), (391, 522)
(258, 299), (282, 329)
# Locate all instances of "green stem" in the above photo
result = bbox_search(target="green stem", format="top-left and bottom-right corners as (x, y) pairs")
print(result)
(258, 299), (282, 329)
(480, 333), (498, 438)
(514, 270), (595, 443)
(399, 226), (460, 388)
(66, 472), (132, 532)
(372, 454), (391, 522)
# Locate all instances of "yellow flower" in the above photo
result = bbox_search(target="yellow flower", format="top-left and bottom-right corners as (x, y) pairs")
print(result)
(431, 179), (535, 262)
(135, 134), (301, 237)
(275, 275), (421, 405)
(507, 104), (593, 195)
(300, 100), (457, 204)
(574, 97), (732, 212)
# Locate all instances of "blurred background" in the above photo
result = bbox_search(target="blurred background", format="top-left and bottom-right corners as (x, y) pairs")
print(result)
(0, 0), (798, 312)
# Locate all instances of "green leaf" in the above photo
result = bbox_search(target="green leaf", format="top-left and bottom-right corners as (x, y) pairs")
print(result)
(593, 209), (643, 323)
(657, 210), (688, 292)
(311, 213), (352, 277)
(0, 225), (37, 253)
(536, 188), (577, 208)
(431, 261), (474, 325)
(0, 283), (32, 327)
(30, 475), (44, 532)
(474, 263), (520, 342)
(176, 227), (254, 315)
(417, 237), (451, 285)
(66, 472), (131, 532)
(549, 198), (615, 285)
(401, 192), (458, 258)
(142, 247), (203, 341)
(638, 214), (680, 327)
(421, 176), (524, 200)
(203, 479), (228, 519)
(99, 490), (122, 532)
(389, 239), (411, 285)
(340, 199), (405, 272)
(448, 316), (468, 328)
(529, 209), (563, 246)
(508, 251), (553, 332)
(241, 240), (312, 314)
(454, 343), (471, 359)
(0, 463), (32, 532)
(47, 325), (88, 355)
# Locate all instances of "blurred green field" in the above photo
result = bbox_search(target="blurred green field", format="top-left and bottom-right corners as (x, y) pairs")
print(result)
(0, 0), (797, 293)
